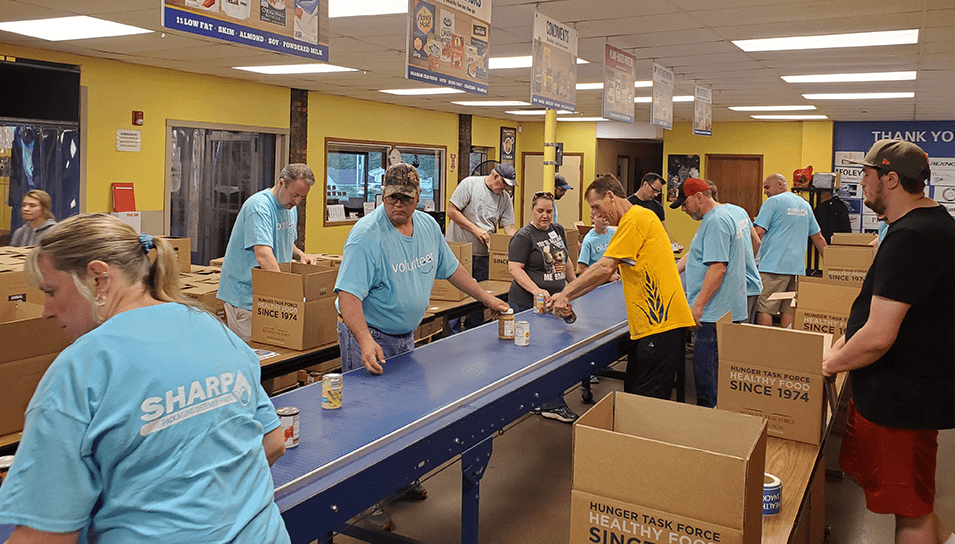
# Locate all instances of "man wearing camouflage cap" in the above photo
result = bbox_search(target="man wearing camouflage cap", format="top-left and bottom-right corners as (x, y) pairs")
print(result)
(822, 139), (955, 544)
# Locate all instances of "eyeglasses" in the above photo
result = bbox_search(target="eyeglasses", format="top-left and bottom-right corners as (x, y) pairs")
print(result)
(383, 193), (415, 206)
(645, 181), (663, 196)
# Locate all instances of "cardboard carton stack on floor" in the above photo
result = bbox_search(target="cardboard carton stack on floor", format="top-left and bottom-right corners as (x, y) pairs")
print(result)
(822, 233), (877, 286)
(0, 246), (43, 304)
(252, 261), (338, 350)
(431, 242), (473, 301)
(488, 233), (513, 282)
(178, 265), (225, 321)
(571, 392), (767, 544)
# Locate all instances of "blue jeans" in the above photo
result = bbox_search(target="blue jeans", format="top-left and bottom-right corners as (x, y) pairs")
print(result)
(337, 320), (415, 373)
(511, 302), (569, 412)
(693, 322), (719, 408)
(451, 254), (490, 333)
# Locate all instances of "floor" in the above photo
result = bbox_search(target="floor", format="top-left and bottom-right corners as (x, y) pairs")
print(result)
(326, 357), (955, 544)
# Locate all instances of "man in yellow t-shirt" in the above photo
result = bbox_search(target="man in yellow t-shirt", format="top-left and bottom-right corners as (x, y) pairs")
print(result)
(551, 175), (694, 400)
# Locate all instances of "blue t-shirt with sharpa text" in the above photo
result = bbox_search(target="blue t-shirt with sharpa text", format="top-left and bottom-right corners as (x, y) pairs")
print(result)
(218, 189), (298, 310)
(754, 191), (821, 275)
(577, 227), (617, 266)
(686, 205), (748, 322)
(723, 204), (762, 297)
(0, 304), (287, 544)
(335, 206), (459, 335)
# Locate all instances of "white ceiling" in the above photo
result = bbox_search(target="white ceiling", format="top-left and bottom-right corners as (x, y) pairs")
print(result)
(1, 0), (953, 125)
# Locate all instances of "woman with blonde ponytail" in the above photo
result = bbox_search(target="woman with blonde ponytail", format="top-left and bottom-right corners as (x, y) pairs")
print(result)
(0, 214), (291, 544)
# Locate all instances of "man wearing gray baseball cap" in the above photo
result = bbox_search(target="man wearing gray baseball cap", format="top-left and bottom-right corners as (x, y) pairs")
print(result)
(823, 139), (955, 544)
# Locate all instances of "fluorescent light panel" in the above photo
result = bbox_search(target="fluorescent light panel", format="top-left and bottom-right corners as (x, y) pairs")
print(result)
(752, 115), (829, 120)
(634, 80), (653, 88)
(576, 82), (603, 90)
(558, 117), (608, 122)
(673, 95), (694, 102)
(489, 56), (589, 69)
(782, 71), (916, 83)
(0, 16), (151, 41)
(733, 29), (918, 52)
(504, 110), (574, 115)
(634, 97), (652, 103)
(803, 92), (915, 100)
(235, 63), (356, 74)
(729, 105), (816, 111)
(380, 88), (466, 96)
(329, 0), (406, 17)
(452, 101), (530, 107)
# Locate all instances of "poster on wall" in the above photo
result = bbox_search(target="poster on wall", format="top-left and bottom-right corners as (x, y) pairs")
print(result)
(651, 63), (673, 130)
(530, 11), (577, 111)
(406, 0), (491, 95)
(833, 121), (955, 231)
(693, 85), (712, 136)
(602, 44), (636, 123)
(500, 127), (517, 164)
(162, 0), (328, 61)
(666, 154), (700, 203)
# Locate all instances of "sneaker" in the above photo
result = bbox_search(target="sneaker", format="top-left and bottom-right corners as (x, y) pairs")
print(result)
(589, 375), (599, 384)
(395, 481), (428, 501)
(363, 504), (394, 531)
(541, 406), (579, 423)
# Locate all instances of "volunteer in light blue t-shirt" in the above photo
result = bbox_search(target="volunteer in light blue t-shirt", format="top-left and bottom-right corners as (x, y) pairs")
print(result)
(753, 173), (828, 328)
(217, 163), (317, 341)
(0, 214), (289, 544)
(673, 178), (746, 408)
(576, 213), (617, 276)
(721, 200), (763, 322)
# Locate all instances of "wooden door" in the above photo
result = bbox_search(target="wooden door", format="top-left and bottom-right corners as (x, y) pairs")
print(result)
(521, 153), (583, 228)
(704, 154), (763, 219)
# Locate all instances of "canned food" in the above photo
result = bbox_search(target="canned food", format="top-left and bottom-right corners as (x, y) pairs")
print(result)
(322, 373), (343, 409)
(276, 406), (300, 448)
(534, 293), (546, 314)
(307, 371), (321, 384)
(515, 320), (530, 346)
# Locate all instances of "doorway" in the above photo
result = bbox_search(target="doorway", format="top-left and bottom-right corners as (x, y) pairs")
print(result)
(520, 153), (583, 228)
(704, 154), (763, 218)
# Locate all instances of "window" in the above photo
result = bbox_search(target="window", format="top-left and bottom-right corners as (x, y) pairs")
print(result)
(325, 139), (445, 225)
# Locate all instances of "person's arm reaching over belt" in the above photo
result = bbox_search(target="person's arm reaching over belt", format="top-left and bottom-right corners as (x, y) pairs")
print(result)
(338, 291), (387, 374)
(508, 260), (549, 303)
(549, 255), (620, 314)
(253, 245), (281, 271)
(691, 262), (726, 326)
(446, 265), (510, 314)
(262, 426), (286, 466)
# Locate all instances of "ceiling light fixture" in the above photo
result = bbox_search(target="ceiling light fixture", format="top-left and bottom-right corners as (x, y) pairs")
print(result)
(729, 105), (817, 111)
(235, 63), (357, 74)
(504, 110), (574, 115)
(0, 16), (151, 41)
(803, 92), (915, 100)
(558, 117), (608, 122)
(328, 0), (407, 17)
(635, 80), (653, 88)
(634, 97), (652, 103)
(673, 95), (695, 102)
(782, 71), (917, 83)
(576, 82), (603, 90)
(452, 100), (531, 107)
(379, 88), (467, 96)
(733, 29), (918, 52)
(751, 115), (829, 120)
(489, 56), (589, 69)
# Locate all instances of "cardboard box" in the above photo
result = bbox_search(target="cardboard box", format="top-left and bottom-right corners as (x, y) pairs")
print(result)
(823, 245), (876, 285)
(830, 233), (877, 246)
(209, 257), (225, 268)
(414, 317), (444, 342)
(431, 242), (473, 301)
(564, 226), (579, 267)
(296, 358), (342, 385)
(717, 321), (830, 445)
(251, 262), (338, 350)
(572, 392), (766, 544)
(159, 236), (192, 273)
(574, 221), (593, 240)
(0, 301), (72, 436)
(181, 282), (226, 321)
(793, 276), (860, 341)
(488, 250), (512, 282)
(262, 372), (298, 395)
(315, 253), (343, 267)
(0, 268), (43, 304)
(489, 233), (513, 253)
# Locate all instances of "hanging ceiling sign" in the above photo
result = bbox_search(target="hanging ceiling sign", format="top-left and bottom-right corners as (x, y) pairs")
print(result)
(530, 11), (577, 111)
(602, 44), (636, 123)
(162, 0), (329, 61)
(693, 85), (712, 136)
(651, 62), (673, 130)
(406, 0), (492, 95)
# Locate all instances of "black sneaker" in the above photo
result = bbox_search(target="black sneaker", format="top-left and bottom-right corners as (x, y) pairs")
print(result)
(541, 406), (579, 423)
(395, 481), (428, 501)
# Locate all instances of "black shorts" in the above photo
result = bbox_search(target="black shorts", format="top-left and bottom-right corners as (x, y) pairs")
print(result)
(625, 327), (688, 400)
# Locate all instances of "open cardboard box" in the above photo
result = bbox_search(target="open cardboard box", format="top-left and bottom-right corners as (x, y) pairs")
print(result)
(0, 301), (71, 436)
(793, 276), (860, 342)
(572, 392), (766, 544)
(251, 261), (338, 350)
(717, 315), (830, 445)
(822, 245), (876, 285)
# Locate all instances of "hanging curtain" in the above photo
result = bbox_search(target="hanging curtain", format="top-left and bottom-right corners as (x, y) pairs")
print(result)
(8, 123), (80, 232)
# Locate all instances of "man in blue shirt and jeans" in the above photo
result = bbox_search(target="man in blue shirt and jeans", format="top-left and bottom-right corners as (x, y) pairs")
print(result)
(673, 178), (747, 408)
(753, 173), (828, 328)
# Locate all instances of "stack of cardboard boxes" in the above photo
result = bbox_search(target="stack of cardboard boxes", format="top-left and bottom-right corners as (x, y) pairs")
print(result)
(0, 246), (42, 304)
(431, 242), (472, 301)
(488, 233), (512, 282)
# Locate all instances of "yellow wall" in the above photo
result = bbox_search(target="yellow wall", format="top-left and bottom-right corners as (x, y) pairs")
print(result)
(0, 44), (290, 215)
(516, 121), (597, 222)
(662, 121), (833, 249)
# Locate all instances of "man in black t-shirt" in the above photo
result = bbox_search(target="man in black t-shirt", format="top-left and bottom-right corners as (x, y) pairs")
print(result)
(627, 172), (682, 252)
(822, 139), (955, 544)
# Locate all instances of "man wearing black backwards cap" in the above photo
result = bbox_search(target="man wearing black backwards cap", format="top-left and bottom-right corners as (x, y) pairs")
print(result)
(823, 140), (955, 544)
(672, 178), (748, 408)
(335, 163), (509, 530)
(446, 163), (518, 329)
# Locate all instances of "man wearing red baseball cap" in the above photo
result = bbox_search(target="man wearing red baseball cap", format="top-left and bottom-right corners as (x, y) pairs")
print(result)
(824, 139), (955, 544)
(672, 178), (748, 408)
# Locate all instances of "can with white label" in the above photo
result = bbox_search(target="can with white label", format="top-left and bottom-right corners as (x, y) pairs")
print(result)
(276, 406), (300, 448)
(515, 320), (530, 346)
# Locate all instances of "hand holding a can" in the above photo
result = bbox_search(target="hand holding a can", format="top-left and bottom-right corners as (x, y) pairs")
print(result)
(547, 291), (570, 316)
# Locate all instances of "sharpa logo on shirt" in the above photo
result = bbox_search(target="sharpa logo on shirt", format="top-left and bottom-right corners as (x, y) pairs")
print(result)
(139, 371), (254, 436)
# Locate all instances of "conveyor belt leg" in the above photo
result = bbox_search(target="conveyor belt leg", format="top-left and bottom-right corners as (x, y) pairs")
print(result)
(461, 437), (493, 544)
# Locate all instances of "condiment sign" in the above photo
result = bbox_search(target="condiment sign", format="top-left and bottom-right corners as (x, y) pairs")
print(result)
(530, 11), (577, 111)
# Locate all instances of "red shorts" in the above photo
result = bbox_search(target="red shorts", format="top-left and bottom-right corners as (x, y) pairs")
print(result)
(839, 401), (939, 518)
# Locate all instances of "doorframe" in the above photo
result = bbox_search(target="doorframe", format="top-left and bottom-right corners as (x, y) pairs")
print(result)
(520, 151), (585, 226)
(704, 153), (764, 214)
